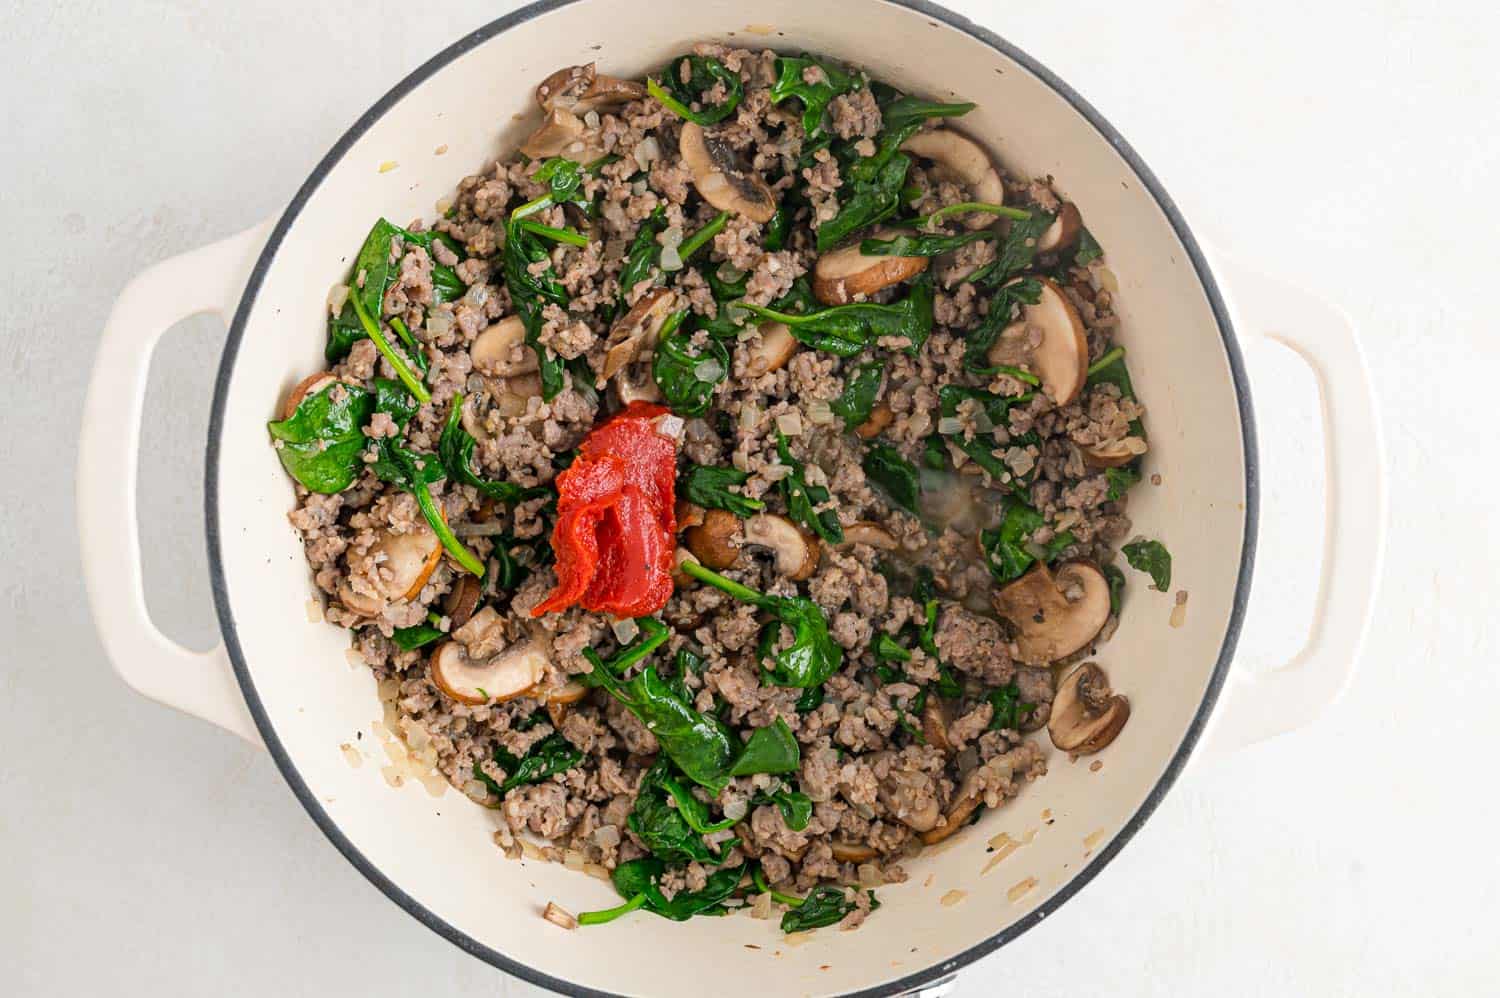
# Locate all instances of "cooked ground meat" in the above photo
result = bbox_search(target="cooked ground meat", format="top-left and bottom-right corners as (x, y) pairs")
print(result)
(272, 47), (1151, 934)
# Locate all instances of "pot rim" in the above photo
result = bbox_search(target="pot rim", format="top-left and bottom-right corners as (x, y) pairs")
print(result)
(205, 1), (1260, 994)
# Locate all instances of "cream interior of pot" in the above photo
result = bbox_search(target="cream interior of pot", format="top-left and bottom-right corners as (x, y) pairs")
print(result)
(212, 0), (1249, 993)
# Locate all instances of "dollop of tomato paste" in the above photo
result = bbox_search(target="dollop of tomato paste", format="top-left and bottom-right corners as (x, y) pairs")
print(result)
(531, 402), (679, 619)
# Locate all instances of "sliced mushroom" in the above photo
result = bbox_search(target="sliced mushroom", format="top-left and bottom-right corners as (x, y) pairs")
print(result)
(498, 372), (544, 410)
(429, 638), (548, 706)
(610, 361), (663, 405)
(877, 763), (943, 833)
(520, 107), (606, 163)
(540, 678), (590, 729)
(1048, 662), (1129, 753)
(444, 574), (483, 629)
(986, 277), (1089, 406)
(745, 322), (797, 376)
(601, 287), (676, 381)
(830, 841), (878, 863)
(1082, 436), (1148, 469)
(742, 513), (819, 581)
(838, 520), (898, 550)
(1038, 202), (1083, 254)
(919, 792), (984, 846)
(339, 521), (444, 616)
(282, 373), (337, 420)
(853, 405), (892, 440)
(899, 129), (1005, 226)
(674, 500), (707, 532)
(679, 122), (776, 223)
(992, 561), (1111, 665)
(470, 316), (536, 377)
(534, 63), (646, 115)
(922, 698), (954, 756)
(812, 231), (929, 305)
(683, 508), (741, 570)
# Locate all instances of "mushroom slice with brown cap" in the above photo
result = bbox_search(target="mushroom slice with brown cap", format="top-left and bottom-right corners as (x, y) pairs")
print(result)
(745, 322), (797, 377)
(877, 763), (943, 833)
(812, 231), (929, 305)
(838, 520), (898, 550)
(281, 373), (338, 420)
(429, 638), (549, 706)
(1048, 662), (1129, 754)
(922, 698), (955, 756)
(337, 520), (445, 617)
(674, 500), (707, 532)
(1082, 436), (1148, 469)
(919, 793), (983, 846)
(899, 129), (1005, 226)
(742, 513), (820, 581)
(443, 574), (483, 629)
(830, 841), (878, 863)
(679, 122), (777, 223)
(1037, 202), (1083, 254)
(986, 276), (1089, 406)
(534, 63), (646, 115)
(520, 107), (606, 163)
(470, 316), (537, 377)
(601, 287), (677, 381)
(992, 561), (1111, 665)
(683, 508), (742, 570)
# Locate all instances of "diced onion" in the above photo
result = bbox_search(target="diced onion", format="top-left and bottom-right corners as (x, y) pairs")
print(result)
(655, 413), (685, 440)
(426, 311), (453, 338)
(716, 261), (746, 283)
(722, 797), (749, 821)
(612, 618), (640, 643)
(661, 226), (683, 249)
(327, 283), (351, 317)
(776, 411), (803, 436)
(937, 416), (963, 435)
(761, 463), (792, 482)
(584, 109), (600, 129)
(593, 825), (621, 848)
(633, 136), (660, 171)
(693, 358), (725, 383)
(806, 399), (834, 424)
(659, 245), (682, 272)
(974, 412), (994, 434)
(739, 403), (761, 430)
(543, 902), (578, 930)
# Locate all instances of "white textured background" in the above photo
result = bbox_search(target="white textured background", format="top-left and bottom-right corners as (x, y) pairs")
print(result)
(2, 1), (1496, 995)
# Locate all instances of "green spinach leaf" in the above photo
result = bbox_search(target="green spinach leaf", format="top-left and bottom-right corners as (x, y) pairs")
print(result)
(648, 55), (743, 125)
(769, 55), (860, 138)
(473, 732), (584, 798)
(779, 885), (880, 933)
(740, 274), (931, 357)
(774, 430), (844, 544)
(1122, 538), (1172, 591)
(438, 393), (538, 503)
(978, 496), (1074, 585)
(728, 718), (801, 776)
(266, 380), (374, 494)
(579, 858), (743, 925)
(962, 277), (1042, 374)
(391, 612), (445, 652)
(986, 684), (1036, 731)
(681, 464), (766, 517)
(830, 360), (884, 429)
(862, 443), (920, 515)
(652, 313), (729, 417)
(629, 759), (738, 866)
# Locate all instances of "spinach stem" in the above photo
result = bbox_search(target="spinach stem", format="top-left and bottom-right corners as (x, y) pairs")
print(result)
(349, 290), (430, 403)
(411, 477), (485, 577)
(680, 559), (765, 606)
(678, 211), (731, 262)
(519, 220), (589, 247)
(967, 363), (1041, 386)
(577, 892), (648, 926)
(511, 193), (554, 222)
(750, 865), (805, 908)
(645, 77), (697, 122)
(1087, 346), (1125, 377)
(920, 201), (1031, 225)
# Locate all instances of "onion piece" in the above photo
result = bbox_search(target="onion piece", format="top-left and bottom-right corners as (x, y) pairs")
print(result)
(612, 618), (639, 643)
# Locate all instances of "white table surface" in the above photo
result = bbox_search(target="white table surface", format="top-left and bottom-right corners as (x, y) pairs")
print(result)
(3, 0), (1495, 994)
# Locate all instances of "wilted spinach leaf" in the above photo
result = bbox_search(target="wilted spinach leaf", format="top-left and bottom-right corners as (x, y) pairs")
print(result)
(962, 277), (1042, 374)
(862, 443), (921, 515)
(579, 857), (744, 925)
(830, 360), (884, 429)
(438, 393), (538, 503)
(1105, 465), (1141, 501)
(391, 612), (445, 652)
(769, 55), (860, 138)
(266, 380), (374, 494)
(680, 464), (766, 517)
(652, 313), (729, 417)
(779, 885), (880, 933)
(775, 430), (843, 544)
(473, 732), (584, 798)
(1122, 538), (1172, 591)
(978, 496), (1073, 585)
(648, 55), (743, 125)
(740, 274), (932, 357)
(986, 684), (1036, 731)
(629, 759), (738, 866)
(728, 718), (801, 776)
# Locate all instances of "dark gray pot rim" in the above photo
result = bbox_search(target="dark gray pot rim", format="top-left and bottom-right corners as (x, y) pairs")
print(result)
(206, 2), (1259, 994)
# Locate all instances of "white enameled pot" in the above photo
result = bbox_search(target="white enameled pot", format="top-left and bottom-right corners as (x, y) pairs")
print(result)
(76, 2), (1387, 995)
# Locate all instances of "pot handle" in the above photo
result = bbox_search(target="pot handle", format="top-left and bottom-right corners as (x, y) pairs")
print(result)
(77, 220), (274, 747)
(1199, 246), (1386, 755)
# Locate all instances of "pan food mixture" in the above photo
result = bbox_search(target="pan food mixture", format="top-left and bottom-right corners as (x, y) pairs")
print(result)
(269, 45), (1173, 933)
